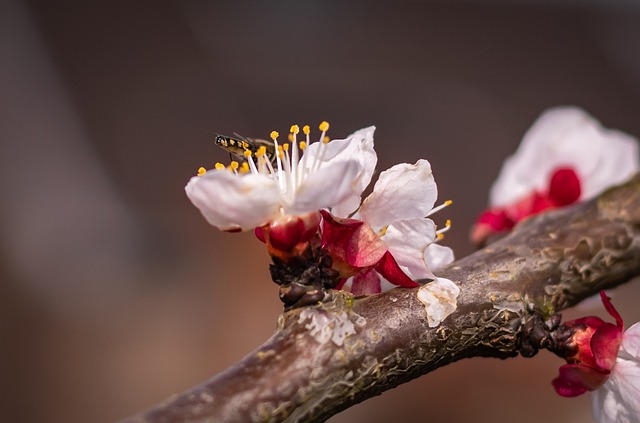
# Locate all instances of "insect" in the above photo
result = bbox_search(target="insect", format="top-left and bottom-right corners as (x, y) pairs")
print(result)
(214, 133), (277, 164)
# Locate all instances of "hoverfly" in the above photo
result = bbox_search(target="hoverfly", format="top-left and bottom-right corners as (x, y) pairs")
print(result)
(214, 133), (277, 165)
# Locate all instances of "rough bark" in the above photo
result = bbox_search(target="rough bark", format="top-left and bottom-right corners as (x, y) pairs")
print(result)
(120, 175), (640, 423)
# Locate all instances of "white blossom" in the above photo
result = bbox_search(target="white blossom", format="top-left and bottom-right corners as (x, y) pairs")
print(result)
(185, 125), (373, 231)
(490, 106), (639, 207)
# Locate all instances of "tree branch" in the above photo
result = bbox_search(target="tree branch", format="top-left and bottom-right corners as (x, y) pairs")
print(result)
(120, 175), (640, 423)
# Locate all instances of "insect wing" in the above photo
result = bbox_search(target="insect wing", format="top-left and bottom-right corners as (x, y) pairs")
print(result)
(214, 134), (276, 164)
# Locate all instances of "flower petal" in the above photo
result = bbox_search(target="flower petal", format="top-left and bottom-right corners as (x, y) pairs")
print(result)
(185, 170), (280, 231)
(382, 218), (437, 280)
(304, 126), (377, 217)
(592, 323), (623, 372)
(350, 268), (382, 295)
(416, 277), (460, 327)
(601, 290), (624, 331)
(374, 250), (419, 288)
(289, 160), (360, 215)
(359, 159), (437, 230)
(553, 364), (609, 397)
(592, 356), (640, 423)
(330, 193), (363, 219)
(320, 211), (387, 271)
(621, 322), (640, 360)
(424, 244), (454, 272)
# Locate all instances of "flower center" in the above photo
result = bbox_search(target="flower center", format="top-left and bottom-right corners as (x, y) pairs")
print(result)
(197, 122), (333, 211)
(243, 122), (332, 207)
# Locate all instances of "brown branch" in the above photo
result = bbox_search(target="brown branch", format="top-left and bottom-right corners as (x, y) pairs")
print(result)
(120, 175), (640, 423)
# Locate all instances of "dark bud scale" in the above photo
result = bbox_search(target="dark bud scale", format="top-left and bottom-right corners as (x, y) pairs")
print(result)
(269, 246), (341, 311)
(517, 313), (570, 358)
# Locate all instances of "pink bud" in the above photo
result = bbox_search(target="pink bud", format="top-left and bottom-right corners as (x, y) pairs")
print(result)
(266, 216), (305, 253)
(552, 292), (624, 397)
(548, 167), (581, 206)
(264, 212), (322, 254)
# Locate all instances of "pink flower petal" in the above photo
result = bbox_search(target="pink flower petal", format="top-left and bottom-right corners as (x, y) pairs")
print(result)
(592, 323), (623, 372)
(374, 251), (419, 288)
(320, 210), (387, 269)
(351, 268), (382, 295)
(552, 364), (609, 397)
(600, 291), (624, 330)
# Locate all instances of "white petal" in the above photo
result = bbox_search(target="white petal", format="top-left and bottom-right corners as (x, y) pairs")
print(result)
(359, 159), (437, 230)
(490, 106), (640, 207)
(592, 357), (640, 423)
(383, 218), (437, 280)
(621, 322), (640, 360)
(378, 274), (399, 293)
(185, 170), (280, 231)
(592, 322), (640, 423)
(330, 193), (363, 218)
(416, 277), (460, 327)
(288, 160), (360, 215)
(424, 244), (455, 272)
(304, 126), (377, 215)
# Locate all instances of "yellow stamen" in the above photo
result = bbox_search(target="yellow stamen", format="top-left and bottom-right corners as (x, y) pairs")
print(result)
(290, 125), (299, 134)
(197, 167), (207, 176)
(427, 199), (453, 217)
(303, 125), (310, 135)
(229, 161), (239, 170)
(283, 143), (289, 151)
(323, 136), (330, 143)
(437, 233), (445, 240)
(319, 121), (330, 132)
(243, 150), (253, 158)
(288, 133), (294, 142)
(256, 146), (267, 158)
(436, 219), (452, 238)
(299, 141), (307, 150)
(240, 162), (249, 173)
(215, 162), (225, 170)
(270, 131), (279, 141)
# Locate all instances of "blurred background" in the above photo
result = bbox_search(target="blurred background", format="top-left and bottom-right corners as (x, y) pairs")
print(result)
(2, 0), (640, 422)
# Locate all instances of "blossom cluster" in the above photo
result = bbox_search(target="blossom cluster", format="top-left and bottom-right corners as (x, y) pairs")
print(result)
(186, 123), (459, 325)
(186, 107), (640, 421)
